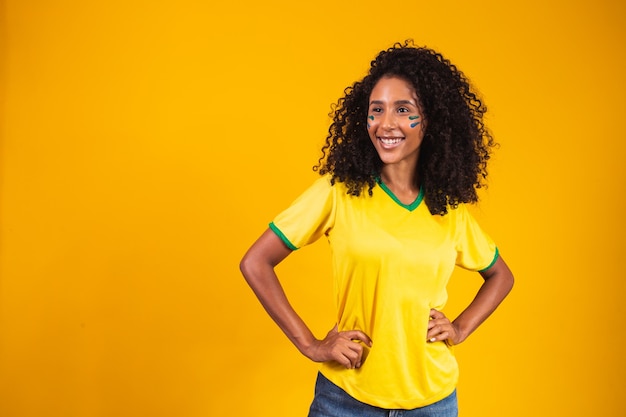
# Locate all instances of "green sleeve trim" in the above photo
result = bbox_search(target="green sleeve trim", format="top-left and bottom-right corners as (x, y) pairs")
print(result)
(269, 222), (298, 251)
(479, 247), (499, 272)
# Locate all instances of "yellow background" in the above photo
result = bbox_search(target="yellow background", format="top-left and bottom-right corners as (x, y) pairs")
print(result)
(1, 1), (624, 416)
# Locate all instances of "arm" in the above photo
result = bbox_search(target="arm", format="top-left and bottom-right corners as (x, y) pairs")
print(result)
(239, 228), (372, 368)
(427, 256), (514, 345)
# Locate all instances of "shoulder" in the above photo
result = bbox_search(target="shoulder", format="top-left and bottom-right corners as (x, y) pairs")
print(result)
(308, 174), (353, 196)
(300, 175), (336, 198)
(282, 175), (339, 210)
(431, 202), (470, 222)
(448, 203), (470, 219)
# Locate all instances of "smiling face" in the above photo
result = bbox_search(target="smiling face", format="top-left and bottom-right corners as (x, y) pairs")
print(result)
(367, 76), (426, 171)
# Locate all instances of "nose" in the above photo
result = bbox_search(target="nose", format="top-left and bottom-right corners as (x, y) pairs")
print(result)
(381, 112), (396, 129)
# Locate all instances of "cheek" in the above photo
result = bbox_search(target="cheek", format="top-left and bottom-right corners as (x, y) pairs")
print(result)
(367, 115), (376, 130)
(408, 115), (421, 129)
(367, 123), (380, 141)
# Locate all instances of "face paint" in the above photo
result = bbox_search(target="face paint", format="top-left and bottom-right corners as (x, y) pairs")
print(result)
(409, 115), (420, 128)
(367, 115), (374, 129)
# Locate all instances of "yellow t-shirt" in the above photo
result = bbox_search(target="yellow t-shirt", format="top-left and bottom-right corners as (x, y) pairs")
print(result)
(270, 176), (498, 409)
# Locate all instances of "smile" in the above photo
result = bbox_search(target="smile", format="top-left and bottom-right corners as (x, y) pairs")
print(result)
(378, 137), (404, 146)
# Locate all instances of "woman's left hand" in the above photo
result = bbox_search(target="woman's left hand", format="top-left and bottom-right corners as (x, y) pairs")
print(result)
(427, 257), (514, 347)
(427, 309), (462, 346)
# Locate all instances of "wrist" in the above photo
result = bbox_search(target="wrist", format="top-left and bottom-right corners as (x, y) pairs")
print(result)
(451, 321), (468, 344)
(293, 334), (319, 359)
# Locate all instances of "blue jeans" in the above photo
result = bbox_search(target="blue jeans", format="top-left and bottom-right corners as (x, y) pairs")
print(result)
(307, 372), (458, 417)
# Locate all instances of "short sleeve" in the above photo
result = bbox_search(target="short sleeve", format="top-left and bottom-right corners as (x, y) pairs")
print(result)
(269, 176), (336, 250)
(453, 204), (499, 271)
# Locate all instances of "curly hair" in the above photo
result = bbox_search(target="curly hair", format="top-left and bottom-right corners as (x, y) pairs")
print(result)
(314, 40), (496, 215)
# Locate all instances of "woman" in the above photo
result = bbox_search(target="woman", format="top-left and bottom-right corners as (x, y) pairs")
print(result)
(240, 40), (514, 417)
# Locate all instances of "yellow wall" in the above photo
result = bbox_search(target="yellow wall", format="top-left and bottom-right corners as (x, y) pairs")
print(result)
(1, 1), (625, 416)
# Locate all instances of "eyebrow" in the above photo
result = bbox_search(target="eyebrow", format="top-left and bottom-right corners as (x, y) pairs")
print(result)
(369, 99), (417, 106)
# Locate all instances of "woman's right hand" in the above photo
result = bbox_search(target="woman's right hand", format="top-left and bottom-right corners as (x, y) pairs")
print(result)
(304, 325), (372, 369)
(241, 230), (371, 369)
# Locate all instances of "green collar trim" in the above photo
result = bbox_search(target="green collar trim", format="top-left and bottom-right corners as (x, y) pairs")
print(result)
(376, 178), (424, 211)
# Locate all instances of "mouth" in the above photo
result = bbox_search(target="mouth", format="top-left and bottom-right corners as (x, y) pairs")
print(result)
(378, 136), (404, 147)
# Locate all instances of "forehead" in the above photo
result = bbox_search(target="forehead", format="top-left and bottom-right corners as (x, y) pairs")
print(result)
(369, 76), (418, 100)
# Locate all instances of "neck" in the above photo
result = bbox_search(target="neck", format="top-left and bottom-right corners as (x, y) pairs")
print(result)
(380, 164), (419, 193)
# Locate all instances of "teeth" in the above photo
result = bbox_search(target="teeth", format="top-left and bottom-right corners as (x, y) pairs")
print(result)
(380, 137), (402, 145)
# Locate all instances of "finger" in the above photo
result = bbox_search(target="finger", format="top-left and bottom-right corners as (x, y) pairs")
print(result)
(342, 354), (357, 369)
(427, 318), (449, 330)
(428, 333), (441, 343)
(335, 346), (361, 369)
(430, 309), (445, 319)
(340, 340), (364, 361)
(342, 330), (373, 346)
(427, 323), (448, 340)
(336, 353), (352, 369)
(428, 331), (450, 343)
(427, 326), (439, 340)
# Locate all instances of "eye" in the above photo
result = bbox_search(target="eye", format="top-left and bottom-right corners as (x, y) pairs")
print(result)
(398, 107), (410, 113)
(371, 107), (382, 113)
